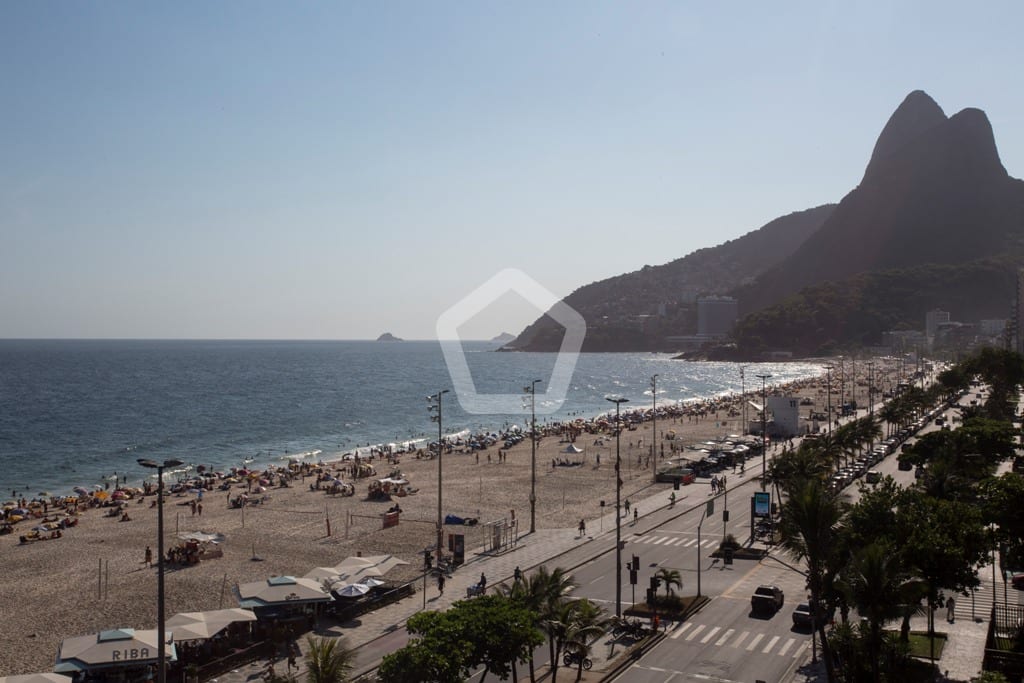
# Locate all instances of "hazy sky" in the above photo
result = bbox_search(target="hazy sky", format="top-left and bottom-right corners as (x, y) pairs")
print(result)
(3, 2), (1023, 340)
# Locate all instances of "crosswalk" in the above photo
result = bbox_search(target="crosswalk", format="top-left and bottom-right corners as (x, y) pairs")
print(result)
(628, 534), (719, 548)
(666, 621), (810, 659)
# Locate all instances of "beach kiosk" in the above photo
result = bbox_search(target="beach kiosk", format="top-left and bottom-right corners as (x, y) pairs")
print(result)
(55, 628), (176, 681)
(236, 576), (332, 626)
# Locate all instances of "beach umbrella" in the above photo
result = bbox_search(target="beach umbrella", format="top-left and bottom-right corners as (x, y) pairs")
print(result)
(166, 608), (256, 641)
(332, 582), (371, 598)
(73, 487), (89, 496)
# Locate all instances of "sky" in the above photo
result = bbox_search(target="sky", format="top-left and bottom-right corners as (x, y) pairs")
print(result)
(3, 1), (1023, 340)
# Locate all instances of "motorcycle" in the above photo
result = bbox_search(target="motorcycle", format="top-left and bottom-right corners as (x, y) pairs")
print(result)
(562, 651), (593, 670)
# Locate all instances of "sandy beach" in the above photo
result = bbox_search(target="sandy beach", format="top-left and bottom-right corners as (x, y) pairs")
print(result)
(0, 359), (896, 675)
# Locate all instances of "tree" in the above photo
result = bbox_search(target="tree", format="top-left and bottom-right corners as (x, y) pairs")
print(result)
(778, 479), (846, 683)
(304, 637), (354, 683)
(654, 568), (682, 598)
(559, 599), (610, 682)
(979, 474), (1024, 569)
(501, 566), (577, 683)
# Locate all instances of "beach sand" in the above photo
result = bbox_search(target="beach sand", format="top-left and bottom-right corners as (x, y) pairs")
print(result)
(0, 360), (895, 674)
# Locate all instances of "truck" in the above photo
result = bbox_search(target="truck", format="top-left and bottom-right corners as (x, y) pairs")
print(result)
(751, 585), (785, 614)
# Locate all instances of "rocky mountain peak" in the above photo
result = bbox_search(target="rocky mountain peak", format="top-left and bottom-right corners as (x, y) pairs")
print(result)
(863, 90), (947, 181)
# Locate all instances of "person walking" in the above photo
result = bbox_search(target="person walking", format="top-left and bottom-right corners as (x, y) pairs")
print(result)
(946, 595), (956, 623)
(144, 545), (153, 567)
(578, 518), (586, 536)
(479, 573), (487, 592)
(624, 499), (631, 516)
(437, 573), (445, 595)
(513, 566), (523, 583)
(633, 508), (638, 525)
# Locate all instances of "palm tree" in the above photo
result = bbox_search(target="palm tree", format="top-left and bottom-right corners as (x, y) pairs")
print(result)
(778, 479), (845, 683)
(502, 566), (576, 683)
(304, 636), (354, 683)
(836, 542), (921, 682)
(654, 568), (682, 598)
(560, 599), (610, 682)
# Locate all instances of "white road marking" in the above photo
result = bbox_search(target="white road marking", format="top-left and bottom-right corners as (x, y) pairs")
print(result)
(777, 637), (795, 656)
(793, 639), (811, 658)
(746, 633), (764, 651)
(683, 539), (697, 547)
(701, 626), (721, 644)
(762, 635), (780, 654)
(731, 631), (749, 648)
(652, 536), (669, 545)
(686, 624), (707, 641)
(715, 628), (734, 646)
(671, 623), (692, 639)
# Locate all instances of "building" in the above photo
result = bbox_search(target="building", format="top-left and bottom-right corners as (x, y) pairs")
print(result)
(697, 296), (738, 337)
(926, 309), (950, 339)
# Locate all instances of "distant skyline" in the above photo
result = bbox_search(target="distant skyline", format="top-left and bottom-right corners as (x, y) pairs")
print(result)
(3, 2), (1023, 340)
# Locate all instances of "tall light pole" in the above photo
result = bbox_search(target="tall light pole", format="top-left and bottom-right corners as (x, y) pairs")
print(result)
(756, 375), (771, 491)
(838, 356), (845, 419)
(427, 389), (449, 565)
(137, 457), (184, 683)
(606, 396), (629, 618)
(650, 374), (658, 481)
(524, 379), (542, 533)
(866, 361), (875, 415)
(824, 365), (834, 434)
(740, 367), (747, 435)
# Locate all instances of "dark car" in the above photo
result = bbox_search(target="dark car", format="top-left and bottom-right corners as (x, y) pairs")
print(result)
(898, 459), (913, 471)
(792, 602), (814, 627)
(751, 585), (785, 614)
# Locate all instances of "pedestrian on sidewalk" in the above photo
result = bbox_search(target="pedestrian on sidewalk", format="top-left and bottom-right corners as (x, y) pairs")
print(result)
(437, 573), (445, 595)
(633, 508), (638, 525)
(946, 595), (955, 623)
(514, 566), (522, 583)
(479, 572), (487, 592)
(624, 499), (631, 516)
(578, 518), (586, 536)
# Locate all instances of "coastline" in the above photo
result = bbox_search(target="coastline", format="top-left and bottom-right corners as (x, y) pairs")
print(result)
(0, 359), (897, 675)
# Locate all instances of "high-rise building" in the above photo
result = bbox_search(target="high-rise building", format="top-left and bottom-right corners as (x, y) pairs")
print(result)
(925, 309), (950, 339)
(697, 296), (738, 337)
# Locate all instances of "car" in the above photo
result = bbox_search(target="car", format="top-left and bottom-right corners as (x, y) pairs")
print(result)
(1011, 573), (1024, 590)
(915, 466), (926, 479)
(865, 470), (881, 484)
(792, 602), (814, 627)
(751, 585), (785, 614)
(898, 459), (913, 471)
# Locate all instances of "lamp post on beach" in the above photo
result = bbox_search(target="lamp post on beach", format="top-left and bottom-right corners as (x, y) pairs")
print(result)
(866, 361), (875, 416)
(606, 396), (629, 618)
(824, 365), (834, 434)
(137, 457), (183, 683)
(427, 390), (449, 565)
(524, 379), (542, 534)
(740, 367), (747, 435)
(650, 374), (658, 482)
(756, 375), (771, 491)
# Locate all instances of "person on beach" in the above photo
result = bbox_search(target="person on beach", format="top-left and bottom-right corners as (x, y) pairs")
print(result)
(145, 545), (153, 567)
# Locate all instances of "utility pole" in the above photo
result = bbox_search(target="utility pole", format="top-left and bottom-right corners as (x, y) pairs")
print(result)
(606, 396), (629, 618)
(524, 379), (542, 533)
(427, 389), (449, 565)
(651, 374), (658, 481)
(756, 374), (772, 491)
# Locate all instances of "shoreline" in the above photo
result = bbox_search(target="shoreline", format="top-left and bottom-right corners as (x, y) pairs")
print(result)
(0, 359), (900, 675)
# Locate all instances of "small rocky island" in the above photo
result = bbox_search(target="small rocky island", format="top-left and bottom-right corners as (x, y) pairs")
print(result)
(376, 332), (403, 342)
(490, 332), (515, 344)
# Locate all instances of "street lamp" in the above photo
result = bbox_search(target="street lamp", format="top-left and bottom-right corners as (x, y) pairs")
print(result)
(650, 374), (658, 482)
(524, 379), (542, 533)
(824, 365), (834, 434)
(756, 375), (772, 491)
(137, 457), (184, 683)
(427, 390), (449, 565)
(866, 361), (875, 416)
(740, 367), (747, 435)
(606, 396), (629, 618)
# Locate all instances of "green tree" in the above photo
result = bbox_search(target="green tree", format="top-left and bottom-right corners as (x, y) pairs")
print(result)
(654, 568), (682, 598)
(304, 636), (355, 683)
(778, 479), (846, 683)
(559, 599), (610, 682)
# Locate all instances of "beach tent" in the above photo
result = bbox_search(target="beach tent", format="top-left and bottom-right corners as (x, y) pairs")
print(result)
(165, 608), (257, 641)
(0, 674), (73, 683)
(177, 531), (225, 543)
(561, 444), (583, 454)
(236, 576), (332, 608)
(55, 628), (175, 673)
(331, 582), (371, 598)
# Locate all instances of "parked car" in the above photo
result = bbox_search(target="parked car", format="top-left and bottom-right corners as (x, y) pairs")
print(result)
(792, 602), (814, 627)
(898, 459), (913, 471)
(865, 470), (881, 484)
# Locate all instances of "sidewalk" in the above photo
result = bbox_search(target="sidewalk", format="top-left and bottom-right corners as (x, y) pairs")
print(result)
(210, 480), (700, 683)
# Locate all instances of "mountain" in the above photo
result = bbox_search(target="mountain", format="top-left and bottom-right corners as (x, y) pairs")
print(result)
(376, 332), (403, 342)
(737, 91), (1024, 316)
(490, 332), (516, 344)
(509, 91), (1024, 354)
(504, 204), (835, 351)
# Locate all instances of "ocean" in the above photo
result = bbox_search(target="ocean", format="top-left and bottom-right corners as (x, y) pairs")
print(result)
(0, 340), (823, 495)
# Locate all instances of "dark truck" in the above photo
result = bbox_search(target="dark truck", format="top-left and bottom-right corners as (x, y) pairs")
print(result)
(751, 585), (785, 614)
